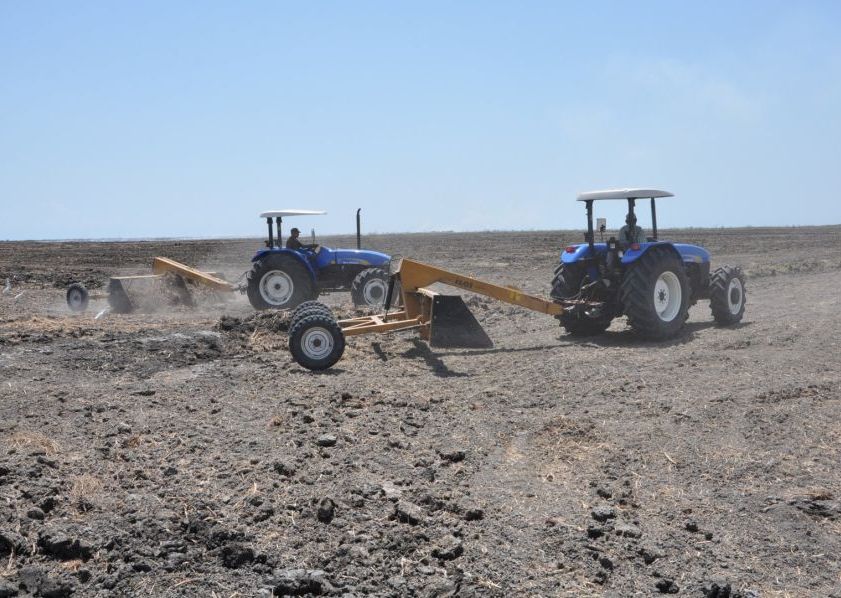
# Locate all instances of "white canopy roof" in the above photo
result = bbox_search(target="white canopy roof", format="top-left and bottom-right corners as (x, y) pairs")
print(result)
(259, 209), (327, 218)
(577, 188), (674, 201)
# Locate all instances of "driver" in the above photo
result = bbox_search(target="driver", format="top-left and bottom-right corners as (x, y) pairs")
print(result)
(618, 212), (644, 246)
(286, 227), (318, 250)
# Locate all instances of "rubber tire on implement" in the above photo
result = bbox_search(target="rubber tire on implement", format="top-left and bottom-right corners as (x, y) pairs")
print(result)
(709, 266), (746, 325)
(288, 312), (345, 371)
(550, 264), (612, 336)
(350, 268), (389, 307)
(620, 246), (690, 340)
(290, 301), (333, 329)
(246, 254), (314, 311)
(66, 283), (89, 313)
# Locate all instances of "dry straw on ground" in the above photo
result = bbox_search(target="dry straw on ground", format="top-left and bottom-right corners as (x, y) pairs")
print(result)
(7, 430), (59, 454)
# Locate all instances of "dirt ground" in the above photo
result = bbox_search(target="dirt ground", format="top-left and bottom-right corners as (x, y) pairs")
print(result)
(1, 227), (840, 597)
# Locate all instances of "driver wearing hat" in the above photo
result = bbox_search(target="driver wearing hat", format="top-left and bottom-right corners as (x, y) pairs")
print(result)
(286, 227), (318, 250)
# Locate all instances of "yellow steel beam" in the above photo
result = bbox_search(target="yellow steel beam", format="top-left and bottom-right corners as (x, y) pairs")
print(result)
(340, 315), (423, 336)
(152, 257), (236, 292)
(396, 258), (564, 316)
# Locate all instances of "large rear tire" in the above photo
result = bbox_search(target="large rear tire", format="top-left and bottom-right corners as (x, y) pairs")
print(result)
(620, 246), (690, 340)
(709, 266), (746, 325)
(351, 268), (388, 307)
(247, 254), (314, 310)
(288, 313), (345, 371)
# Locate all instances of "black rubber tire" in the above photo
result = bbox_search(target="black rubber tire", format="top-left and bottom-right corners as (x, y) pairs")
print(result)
(288, 312), (345, 371)
(291, 301), (333, 329)
(620, 246), (690, 340)
(550, 264), (611, 335)
(550, 264), (582, 301)
(559, 311), (613, 336)
(350, 268), (389, 307)
(66, 283), (89, 313)
(246, 254), (314, 311)
(709, 266), (746, 325)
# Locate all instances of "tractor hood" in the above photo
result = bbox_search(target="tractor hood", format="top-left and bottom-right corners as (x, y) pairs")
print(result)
(331, 249), (390, 267)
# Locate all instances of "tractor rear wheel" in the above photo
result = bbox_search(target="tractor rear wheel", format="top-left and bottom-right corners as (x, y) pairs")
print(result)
(66, 283), (89, 313)
(247, 254), (314, 310)
(351, 268), (388, 307)
(620, 246), (690, 340)
(288, 312), (345, 370)
(709, 266), (746, 325)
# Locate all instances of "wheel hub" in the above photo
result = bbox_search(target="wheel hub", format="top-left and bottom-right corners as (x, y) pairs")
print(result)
(363, 279), (386, 306)
(301, 327), (334, 359)
(727, 278), (743, 315)
(259, 270), (294, 305)
(653, 271), (681, 322)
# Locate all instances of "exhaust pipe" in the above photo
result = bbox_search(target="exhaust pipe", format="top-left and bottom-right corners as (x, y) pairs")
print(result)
(356, 208), (361, 250)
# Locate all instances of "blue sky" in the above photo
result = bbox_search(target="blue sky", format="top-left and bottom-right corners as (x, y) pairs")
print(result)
(2, 1), (840, 240)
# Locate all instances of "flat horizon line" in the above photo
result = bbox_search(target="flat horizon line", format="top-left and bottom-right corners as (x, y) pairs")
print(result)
(2, 222), (841, 243)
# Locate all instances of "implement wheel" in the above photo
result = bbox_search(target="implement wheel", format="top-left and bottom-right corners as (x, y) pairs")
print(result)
(351, 268), (388, 307)
(709, 266), (746, 325)
(620, 246), (690, 340)
(290, 301), (333, 329)
(288, 313), (345, 371)
(66, 283), (89, 313)
(247, 254), (314, 310)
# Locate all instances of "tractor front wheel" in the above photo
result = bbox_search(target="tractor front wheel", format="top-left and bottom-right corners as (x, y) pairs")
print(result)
(709, 266), (746, 325)
(351, 268), (389, 307)
(288, 312), (345, 370)
(620, 246), (690, 340)
(247, 255), (314, 310)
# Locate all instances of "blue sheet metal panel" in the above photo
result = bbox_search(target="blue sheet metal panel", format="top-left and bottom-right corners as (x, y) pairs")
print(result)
(332, 249), (390, 267)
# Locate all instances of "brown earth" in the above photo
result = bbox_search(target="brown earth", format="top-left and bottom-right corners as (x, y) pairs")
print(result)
(1, 227), (840, 597)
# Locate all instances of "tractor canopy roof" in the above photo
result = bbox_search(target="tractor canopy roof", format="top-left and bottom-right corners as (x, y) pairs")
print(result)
(577, 188), (673, 201)
(259, 209), (327, 218)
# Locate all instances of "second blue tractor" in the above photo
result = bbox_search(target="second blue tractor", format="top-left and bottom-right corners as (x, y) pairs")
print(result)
(246, 209), (391, 310)
(550, 189), (746, 339)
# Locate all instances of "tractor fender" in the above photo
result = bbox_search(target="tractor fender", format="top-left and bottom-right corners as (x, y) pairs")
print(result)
(620, 242), (686, 266)
(560, 243), (607, 264)
(251, 248), (317, 281)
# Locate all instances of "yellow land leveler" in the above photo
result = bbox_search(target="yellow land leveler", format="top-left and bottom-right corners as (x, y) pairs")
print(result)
(65, 257), (239, 314)
(287, 258), (584, 370)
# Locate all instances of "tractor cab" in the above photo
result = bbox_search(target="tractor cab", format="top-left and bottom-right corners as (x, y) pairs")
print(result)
(259, 209), (327, 253)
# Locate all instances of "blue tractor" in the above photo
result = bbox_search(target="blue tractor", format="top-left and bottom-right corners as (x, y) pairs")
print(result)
(246, 209), (392, 310)
(550, 189), (746, 339)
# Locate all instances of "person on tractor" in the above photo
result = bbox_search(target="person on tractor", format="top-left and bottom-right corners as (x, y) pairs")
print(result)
(618, 212), (644, 247)
(286, 227), (318, 251)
